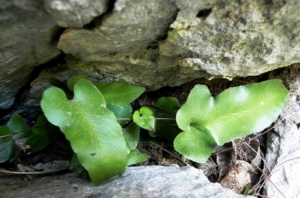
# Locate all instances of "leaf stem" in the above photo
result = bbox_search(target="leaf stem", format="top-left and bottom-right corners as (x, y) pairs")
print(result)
(116, 118), (175, 120)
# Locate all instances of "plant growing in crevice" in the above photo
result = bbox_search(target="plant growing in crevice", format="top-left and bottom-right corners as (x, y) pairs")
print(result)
(0, 113), (60, 163)
(133, 80), (288, 164)
(41, 75), (147, 185)
(173, 80), (288, 163)
(0, 75), (289, 186)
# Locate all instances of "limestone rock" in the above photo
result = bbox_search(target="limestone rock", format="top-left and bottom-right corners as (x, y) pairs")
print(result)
(0, 165), (255, 198)
(57, 0), (190, 90)
(43, 0), (110, 27)
(0, 0), (61, 109)
(58, 0), (300, 90)
(160, 0), (300, 77)
(264, 71), (300, 198)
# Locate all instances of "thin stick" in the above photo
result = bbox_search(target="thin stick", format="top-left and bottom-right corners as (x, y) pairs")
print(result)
(116, 118), (175, 121)
(243, 142), (271, 174)
(0, 167), (68, 175)
(240, 148), (286, 198)
(260, 156), (300, 192)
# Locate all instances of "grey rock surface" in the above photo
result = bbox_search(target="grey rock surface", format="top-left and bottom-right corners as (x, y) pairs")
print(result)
(0, 0), (61, 109)
(0, 165), (254, 198)
(57, 0), (300, 90)
(57, 0), (192, 90)
(2, 0), (300, 109)
(264, 68), (300, 198)
(161, 0), (300, 77)
(44, 0), (110, 27)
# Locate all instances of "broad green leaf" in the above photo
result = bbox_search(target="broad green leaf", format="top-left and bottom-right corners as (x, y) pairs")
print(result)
(7, 113), (30, 139)
(95, 80), (145, 107)
(122, 121), (148, 165)
(26, 114), (60, 154)
(48, 76), (68, 90)
(67, 74), (89, 92)
(156, 97), (180, 115)
(151, 97), (181, 141)
(41, 79), (127, 185)
(133, 107), (155, 131)
(174, 128), (216, 163)
(48, 76), (73, 96)
(175, 79), (289, 163)
(107, 104), (132, 126)
(0, 127), (14, 163)
(123, 122), (140, 151)
(0, 113), (31, 163)
(48, 75), (90, 95)
(127, 149), (148, 166)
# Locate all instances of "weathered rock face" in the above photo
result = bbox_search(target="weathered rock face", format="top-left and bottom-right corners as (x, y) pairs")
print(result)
(57, 0), (300, 90)
(0, 165), (255, 198)
(43, 0), (110, 27)
(161, 0), (300, 77)
(264, 66), (300, 197)
(2, 0), (300, 109)
(57, 0), (182, 89)
(0, 0), (61, 109)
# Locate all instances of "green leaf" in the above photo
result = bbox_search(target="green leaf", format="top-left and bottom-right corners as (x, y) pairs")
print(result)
(175, 79), (289, 163)
(48, 75), (90, 95)
(67, 74), (90, 92)
(243, 184), (251, 196)
(48, 76), (75, 97)
(127, 149), (148, 166)
(151, 97), (181, 141)
(123, 122), (140, 151)
(0, 127), (14, 163)
(133, 107), (156, 131)
(156, 97), (180, 115)
(7, 113), (30, 139)
(26, 114), (60, 154)
(0, 113), (31, 163)
(122, 122), (148, 165)
(41, 79), (127, 185)
(174, 128), (216, 163)
(121, 121), (148, 165)
(107, 104), (132, 126)
(95, 80), (145, 107)
(48, 76), (69, 91)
